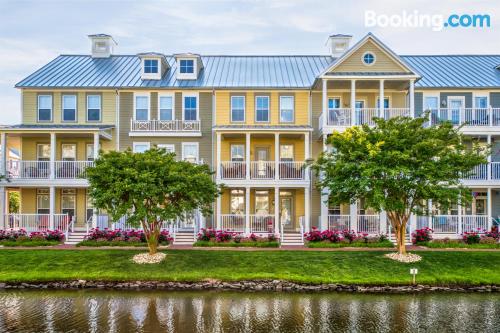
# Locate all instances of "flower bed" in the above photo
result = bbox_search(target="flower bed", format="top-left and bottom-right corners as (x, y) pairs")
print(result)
(193, 228), (279, 247)
(304, 228), (393, 248)
(77, 228), (173, 247)
(414, 226), (500, 249)
(0, 229), (64, 246)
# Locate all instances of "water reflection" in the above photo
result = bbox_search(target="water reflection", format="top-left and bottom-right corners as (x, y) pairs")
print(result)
(0, 290), (498, 332)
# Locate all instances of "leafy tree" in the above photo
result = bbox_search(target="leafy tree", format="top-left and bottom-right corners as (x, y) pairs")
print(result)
(314, 116), (488, 255)
(9, 191), (19, 213)
(86, 148), (220, 255)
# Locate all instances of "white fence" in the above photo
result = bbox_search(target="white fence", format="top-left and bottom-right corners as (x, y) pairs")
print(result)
(356, 215), (380, 234)
(4, 213), (69, 232)
(130, 119), (201, 132)
(54, 161), (94, 179)
(220, 214), (245, 232)
(250, 161), (275, 179)
(327, 215), (351, 231)
(249, 215), (275, 233)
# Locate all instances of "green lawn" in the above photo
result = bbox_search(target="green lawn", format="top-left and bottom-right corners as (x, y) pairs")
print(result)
(193, 241), (279, 248)
(0, 249), (499, 285)
(307, 241), (394, 248)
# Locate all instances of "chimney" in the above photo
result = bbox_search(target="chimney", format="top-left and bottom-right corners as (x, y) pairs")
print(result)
(88, 34), (117, 58)
(327, 34), (352, 57)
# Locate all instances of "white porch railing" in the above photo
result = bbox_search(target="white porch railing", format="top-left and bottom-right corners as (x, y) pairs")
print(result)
(130, 119), (201, 132)
(326, 108), (352, 126)
(354, 108), (379, 126)
(428, 108), (500, 126)
(327, 215), (351, 231)
(249, 215), (275, 233)
(220, 214), (245, 232)
(250, 161), (275, 179)
(356, 215), (380, 234)
(462, 163), (488, 180)
(491, 162), (500, 180)
(383, 108), (411, 119)
(431, 215), (460, 233)
(278, 161), (306, 180)
(461, 215), (489, 233)
(54, 161), (94, 179)
(220, 161), (246, 179)
(7, 160), (50, 179)
(4, 213), (69, 232)
(324, 108), (411, 127)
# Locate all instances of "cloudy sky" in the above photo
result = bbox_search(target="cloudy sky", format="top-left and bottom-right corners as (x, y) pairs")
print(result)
(0, 0), (498, 124)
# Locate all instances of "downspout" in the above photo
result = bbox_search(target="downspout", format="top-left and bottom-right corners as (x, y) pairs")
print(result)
(115, 89), (120, 151)
(211, 88), (216, 229)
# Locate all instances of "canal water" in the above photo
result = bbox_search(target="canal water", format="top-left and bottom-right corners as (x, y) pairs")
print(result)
(0, 290), (498, 332)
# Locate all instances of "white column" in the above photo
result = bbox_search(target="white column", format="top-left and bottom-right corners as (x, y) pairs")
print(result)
(457, 200), (462, 236)
(322, 79), (328, 127)
(487, 188), (492, 231)
(93, 132), (99, 159)
(321, 190), (329, 231)
(409, 80), (415, 118)
(274, 133), (280, 180)
(216, 195), (221, 230)
(245, 187), (250, 234)
(50, 133), (56, 179)
(428, 200), (433, 229)
(0, 187), (5, 229)
(304, 186), (310, 232)
(379, 80), (385, 118)
(350, 201), (358, 232)
(304, 132), (310, 181)
(380, 210), (387, 235)
(487, 135), (492, 180)
(350, 80), (356, 125)
(274, 187), (280, 234)
(216, 132), (222, 179)
(49, 186), (55, 230)
(0, 133), (6, 176)
(245, 133), (250, 180)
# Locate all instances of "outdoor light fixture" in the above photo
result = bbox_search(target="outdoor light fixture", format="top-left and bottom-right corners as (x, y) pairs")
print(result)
(410, 268), (418, 284)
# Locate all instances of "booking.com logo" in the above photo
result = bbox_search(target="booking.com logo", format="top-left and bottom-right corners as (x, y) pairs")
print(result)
(365, 10), (491, 31)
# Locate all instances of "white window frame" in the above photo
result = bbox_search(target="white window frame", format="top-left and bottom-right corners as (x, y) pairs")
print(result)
(182, 142), (199, 163)
(182, 93), (199, 121)
(157, 144), (175, 154)
(423, 93), (440, 111)
(279, 96), (295, 123)
(86, 94), (102, 122)
(86, 144), (95, 161)
(255, 95), (270, 123)
(37, 95), (53, 122)
(280, 144), (294, 161)
(132, 142), (151, 153)
(328, 97), (342, 110)
(447, 96), (465, 109)
(158, 92), (175, 121)
(176, 58), (198, 80)
(37, 143), (51, 161)
(376, 96), (391, 108)
(143, 59), (159, 74)
(473, 93), (489, 109)
(61, 144), (77, 161)
(230, 144), (245, 161)
(230, 95), (246, 123)
(140, 57), (162, 80)
(133, 93), (150, 121)
(61, 94), (77, 122)
(361, 51), (376, 66)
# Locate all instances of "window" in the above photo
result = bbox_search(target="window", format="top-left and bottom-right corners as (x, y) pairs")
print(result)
(61, 189), (76, 219)
(133, 142), (150, 153)
(159, 95), (174, 120)
(61, 144), (76, 161)
(328, 98), (340, 109)
(157, 144), (175, 154)
(255, 96), (269, 122)
(376, 98), (390, 108)
(86, 191), (93, 223)
(182, 143), (199, 163)
(475, 96), (488, 108)
(362, 52), (375, 65)
(179, 59), (194, 74)
(424, 96), (438, 111)
(230, 189), (245, 215)
(231, 144), (244, 162)
(38, 95), (52, 122)
(135, 95), (149, 121)
(87, 95), (101, 121)
(255, 190), (269, 215)
(280, 144), (294, 161)
(37, 144), (50, 161)
(231, 96), (245, 122)
(62, 95), (77, 122)
(280, 96), (294, 123)
(144, 59), (158, 74)
(86, 144), (95, 161)
(183, 96), (197, 121)
(37, 189), (50, 214)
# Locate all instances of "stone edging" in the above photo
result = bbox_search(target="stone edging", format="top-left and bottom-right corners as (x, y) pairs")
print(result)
(0, 280), (498, 293)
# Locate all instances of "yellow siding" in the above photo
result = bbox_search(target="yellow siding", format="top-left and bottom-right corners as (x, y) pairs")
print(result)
(21, 137), (100, 160)
(219, 136), (305, 162)
(20, 188), (36, 213)
(329, 91), (406, 108)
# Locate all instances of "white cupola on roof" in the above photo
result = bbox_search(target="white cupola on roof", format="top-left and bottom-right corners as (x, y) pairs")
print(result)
(174, 53), (203, 80)
(137, 52), (169, 80)
(327, 34), (353, 57)
(88, 34), (117, 58)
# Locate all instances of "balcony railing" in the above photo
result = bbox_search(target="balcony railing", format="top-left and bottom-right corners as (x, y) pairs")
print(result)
(220, 161), (246, 179)
(278, 161), (306, 180)
(54, 161), (94, 179)
(249, 215), (275, 233)
(428, 108), (500, 126)
(4, 213), (69, 232)
(323, 108), (411, 127)
(220, 161), (307, 180)
(6, 160), (94, 180)
(130, 119), (201, 132)
(250, 161), (275, 179)
(461, 162), (500, 181)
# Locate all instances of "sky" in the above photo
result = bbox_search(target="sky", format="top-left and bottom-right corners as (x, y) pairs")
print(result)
(0, 0), (499, 124)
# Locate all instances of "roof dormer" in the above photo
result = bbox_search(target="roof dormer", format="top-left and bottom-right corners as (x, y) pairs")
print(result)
(174, 53), (203, 80)
(88, 34), (117, 58)
(137, 52), (169, 80)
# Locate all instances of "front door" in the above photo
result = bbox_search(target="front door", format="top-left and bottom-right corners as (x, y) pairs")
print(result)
(448, 97), (464, 125)
(355, 100), (365, 125)
(280, 194), (294, 230)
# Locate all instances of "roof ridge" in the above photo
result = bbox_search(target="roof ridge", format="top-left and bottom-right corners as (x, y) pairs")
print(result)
(58, 54), (334, 57)
(402, 54), (500, 57)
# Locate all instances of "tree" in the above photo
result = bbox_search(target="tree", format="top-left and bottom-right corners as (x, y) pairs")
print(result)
(9, 191), (19, 213)
(86, 148), (220, 255)
(314, 116), (488, 255)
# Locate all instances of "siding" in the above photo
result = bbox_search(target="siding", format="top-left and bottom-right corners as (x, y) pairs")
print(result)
(21, 137), (98, 160)
(440, 92), (472, 108)
(414, 92), (423, 117)
(220, 136), (305, 162)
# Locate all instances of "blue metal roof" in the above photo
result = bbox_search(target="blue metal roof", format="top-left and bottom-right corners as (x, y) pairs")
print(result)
(15, 54), (500, 89)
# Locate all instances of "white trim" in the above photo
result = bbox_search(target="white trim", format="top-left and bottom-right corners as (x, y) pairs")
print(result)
(361, 51), (376, 66)
(141, 57), (161, 80)
(472, 92), (489, 108)
(230, 143), (245, 161)
(328, 96), (342, 109)
(132, 142), (150, 153)
(279, 95), (295, 123)
(230, 95), (246, 123)
(133, 92), (150, 121)
(37, 94), (53, 122)
(376, 96), (391, 108)
(255, 95), (270, 123)
(177, 58), (197, 80)
(36, 143), (51, 160)
(182, 92), (199, 121)
(61, 94), (77, 122)
(213, 127), (313, 132)
(86, 94), (102, 122)
(181, 142), (199, 162)
(447, 95), (465, 108)
(158, 92), (175, 121)
(128, 132), (202, 137)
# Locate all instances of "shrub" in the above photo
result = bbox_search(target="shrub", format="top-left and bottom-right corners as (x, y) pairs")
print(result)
(379, 234), (388, 242)
(215, 230), (233, 242)
(249, 233), (258, 242)
(112, 237), (125, 242)
(128, 236), (141, 243)
(16, 235), (30, 242)
(158, 230), (173, 244)
(29, 232), (47, 241)
(234, 234), (242, 243)
(96, 237), (108, 242)
(0, 229), (27, 241)
(412, 227), (433, 244)
(45, 230), (65, 242)
(480, 236), (497, 244)
(197, 228), (216, 241)
(463, 231), (481, 244)
(304, 227), (323, 242)
(342, 230), (357, 243)
(485, 226), (499, 240)
(268, 234), (277, 242)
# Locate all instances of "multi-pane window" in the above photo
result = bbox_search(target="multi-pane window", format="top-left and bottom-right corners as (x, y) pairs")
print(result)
(87, 95), (101, 121)
(280, 144), (294, 161)
(86, 144), (95, 161)
(255, 190), (269, 214)
(184, 96), (197, 121)
(475, 97), (488, 108)
(38, 95), (52, 122)
(37, 144), (50, 161)
(157, 144), (175, 154)
(377, 98), (390, 108)
(159, 96), (173, 120)
(280, 96), (294, 123)
(230, 96), (245, 122)
(61, 189), (76, 219)
(144, 59), (158, 74)
(231, 144), (244, 162)
(62, 95), (77, 122)
(135, 95), (149, 121)
(179, 59), (194, 74)
(62, 144), (76, 161)
(37, 189), (50, 214)
(424, 97), (438, 111)
(230, 189), (245, 215)
(182, 143), (199, 163)
(133, 142), (150, 153)
(255, 96), (269, 122)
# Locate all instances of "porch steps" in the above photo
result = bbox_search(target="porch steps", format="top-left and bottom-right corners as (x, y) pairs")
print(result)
(173, 231), (196, 245)
(389, 234), (412, 246)
(281, 232), (304, 246)
(65, 231), (87, 245)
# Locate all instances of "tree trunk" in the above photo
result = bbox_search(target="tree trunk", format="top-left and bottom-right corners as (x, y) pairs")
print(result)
(398, 224), (407, 255)
(142, 220), (160, 255)
(387, 214), (407, 255)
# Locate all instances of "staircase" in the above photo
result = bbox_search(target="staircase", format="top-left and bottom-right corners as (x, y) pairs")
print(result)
(173, 231), (196, 245)
(65, 230), (87, 245)
(280, 232), (304, 246)
(389, 233), (412, 246)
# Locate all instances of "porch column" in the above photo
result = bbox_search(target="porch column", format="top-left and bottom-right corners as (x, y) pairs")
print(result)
(409, 80), (415, 118)
(274, 133), (280, 180)
(0, 187), (5, 229)
(350, 80), (356, 125)
(428, 200), (433, 229)
(379, 79), (385, 118)
(304, 132), (310, 181)
(322, 79), (328, 127)
(216, 132), (222, 179)
(50, 133), (56, 179)
(487, 188), (492, 231)
(216, 194), (221, 230)
(274, 186), (280, 234)
(0, 132), (6, 176)
(245, 187), (250, 234)
(350, 201), (357, 232)
(321, 190), (329, 231)
(93, 132), (99, 159)
(304, 186), (310, 232)
(380, 210), (387, 235)
(409, 214), (417, 237)
(245, 133), (250, 180)
(457, 200), (462, 235)
(49, 186), (55, 230)
(487, 135), (492, 180)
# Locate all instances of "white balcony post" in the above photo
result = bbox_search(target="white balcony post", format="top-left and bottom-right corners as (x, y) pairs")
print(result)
(489, 105), (493, 126)
(409, 80), (415, 118)
(49, 186), (55, 230)
(0, 132), (6, 176)
(245, 187), (250, 235)
(50, 133), (56, 179)
(216, 195), (221, 230)
(458, 200), (462, 235)
(350, 80), (356, 125)
(245, 133), (250, 180)
(428, 200), (432, 228)
(487, 188), (492, 231)
(379, 79), (385, 119)
(322, 79), (328, 127)
(0, 187), (5, 229)
(274, 187), (280, 234)
(93, 132), (99, 160)
(320, 190), (329, 231)
(487, 135), (492, 180)
(380, 210), (387, 235)
(304, 132), (310, 181)
(304, 186), (310, 232)
(350, 201), (357, 232)
(274, 133), (280, 180)
(216, 132), (222, 179)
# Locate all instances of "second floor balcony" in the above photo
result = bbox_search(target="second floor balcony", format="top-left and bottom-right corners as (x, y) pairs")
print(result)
(130, 119), (201, 136)
(6, 160), (94, 180)
(219, 161), (308, 181)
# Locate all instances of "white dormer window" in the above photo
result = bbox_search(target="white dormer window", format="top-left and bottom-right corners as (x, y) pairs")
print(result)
(144, 59), (158, 74)
(175, 54), (202, 80)
(180, 59), (194, 74)
(138, 54), (168, 80)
